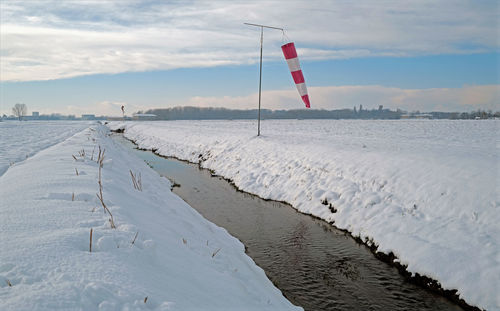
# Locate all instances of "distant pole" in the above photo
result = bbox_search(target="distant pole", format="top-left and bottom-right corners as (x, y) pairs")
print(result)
(244, 23), (284, 136)
(258, 27), (263, 136)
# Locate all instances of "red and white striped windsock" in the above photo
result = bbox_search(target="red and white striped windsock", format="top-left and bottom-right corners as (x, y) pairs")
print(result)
(281, 42), (310, 108)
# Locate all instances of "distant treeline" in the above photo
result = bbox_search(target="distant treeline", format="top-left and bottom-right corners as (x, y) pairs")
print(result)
(139, 106), (499, 120)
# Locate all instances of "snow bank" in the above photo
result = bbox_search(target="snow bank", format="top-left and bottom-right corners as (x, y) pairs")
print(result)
(0, 121), (91, 177)
(110, 119), (499, 310)
(0, 124), (301, 310)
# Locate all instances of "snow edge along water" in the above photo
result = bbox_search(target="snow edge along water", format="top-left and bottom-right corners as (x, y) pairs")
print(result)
(114, 129), (479, 311)
(108, 120), (499, 311)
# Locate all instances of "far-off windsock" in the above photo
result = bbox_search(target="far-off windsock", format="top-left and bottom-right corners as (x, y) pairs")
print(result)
(281, 42), (310, 108)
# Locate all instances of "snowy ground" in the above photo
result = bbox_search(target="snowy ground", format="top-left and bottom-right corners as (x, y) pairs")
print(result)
(110, 119), (500, 311)
(0, 121), (91, 177)
(0, 123), (301, 310)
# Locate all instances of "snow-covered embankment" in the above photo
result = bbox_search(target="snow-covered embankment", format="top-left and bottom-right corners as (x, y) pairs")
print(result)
(0, 124), (301, 310)
(110, 119), (499, 311)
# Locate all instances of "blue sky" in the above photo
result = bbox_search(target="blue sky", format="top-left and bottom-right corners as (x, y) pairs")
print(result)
(0, 1), (498, 116)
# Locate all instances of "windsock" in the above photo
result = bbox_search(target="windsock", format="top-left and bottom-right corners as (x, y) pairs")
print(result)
(281, 42), (310, 108)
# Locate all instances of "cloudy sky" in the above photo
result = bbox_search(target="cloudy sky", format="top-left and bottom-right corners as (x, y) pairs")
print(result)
(0, 0), (498, 116)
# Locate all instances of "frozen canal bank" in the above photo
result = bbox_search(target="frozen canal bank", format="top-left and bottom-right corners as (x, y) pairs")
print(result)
(114, 133), (464, 311)
(0, 124), (301, 310)
(110, 119), (499, 311)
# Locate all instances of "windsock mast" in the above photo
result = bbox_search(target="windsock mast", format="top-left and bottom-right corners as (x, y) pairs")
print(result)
(244, 23), (284, 136)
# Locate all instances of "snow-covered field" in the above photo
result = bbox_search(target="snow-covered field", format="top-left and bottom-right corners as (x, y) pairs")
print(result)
(0, 123), (301, 310)
(0, 121), (91, 177)
(111, 119), (500, 311)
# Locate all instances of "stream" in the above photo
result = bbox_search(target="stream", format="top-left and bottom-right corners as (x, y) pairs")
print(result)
(113, 134), (463, 311)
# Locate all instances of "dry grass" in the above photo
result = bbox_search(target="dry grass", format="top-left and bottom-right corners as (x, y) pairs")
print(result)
(182, 238), (187, 245)
(129, 170), (142, 191)
(144, 296), (148, 303)
(95, 147), (116, 229)
(6, 279), (12, 287)
(75, 168), (79, 176)
(212, 248), (221, 258)
(72, 148), (86, 162)
(97, 146), (105, 167)
(131, 232), (139, 245)
(72, 192), (75, 201)
(89, 228), (93, 252)
(96, 188), (115, 229)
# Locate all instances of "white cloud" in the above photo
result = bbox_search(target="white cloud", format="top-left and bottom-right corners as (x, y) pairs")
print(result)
(183, 84), (500, 112)
(0, 0), (498, 81)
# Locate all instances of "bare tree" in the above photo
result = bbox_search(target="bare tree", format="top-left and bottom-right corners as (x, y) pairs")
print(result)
(12, 103), (27, 121)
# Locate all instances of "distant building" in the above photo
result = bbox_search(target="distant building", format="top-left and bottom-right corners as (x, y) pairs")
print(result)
(32, 111), (39, 117)
(81, 114), (96, 120)
(107, 116), (124, 121)
(107, 115), (134, 121)
(132, 113), (157, 121)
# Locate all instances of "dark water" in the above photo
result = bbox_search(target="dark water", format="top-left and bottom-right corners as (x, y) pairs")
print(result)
(113, 134), (463, 311)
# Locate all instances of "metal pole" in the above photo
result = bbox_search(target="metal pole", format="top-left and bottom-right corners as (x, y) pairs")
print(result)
(244, 23), (283, 31)
(258, 26), (263, 136)
(244, 23), (284, 136)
